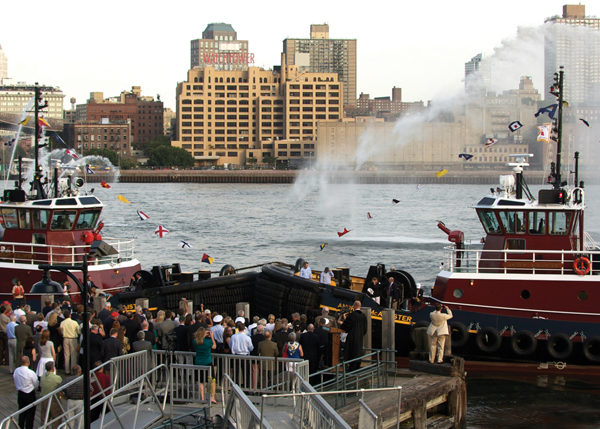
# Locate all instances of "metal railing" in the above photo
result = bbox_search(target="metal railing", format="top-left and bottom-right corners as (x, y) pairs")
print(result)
(223, 374), (274, 429)
(170, 364), (212, 404)
(111, 350), (150, 390)
(443, 245), (600, 275)
(0, 237), (136, 266)
(152, 350), (309, 395)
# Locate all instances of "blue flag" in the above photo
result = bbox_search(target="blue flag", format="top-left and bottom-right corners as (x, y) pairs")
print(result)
(47, 131), (68, 147)
(535, 104), (558, 119)
(86, 164), (94, 174)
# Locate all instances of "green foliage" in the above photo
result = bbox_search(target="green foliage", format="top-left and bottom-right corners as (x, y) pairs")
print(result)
(145, 135), (171, 155)
(84, 148), (119, 166)
(146, 145), (194, 168)
(262, 155), (276, 166)
(118, 158), (138, 170)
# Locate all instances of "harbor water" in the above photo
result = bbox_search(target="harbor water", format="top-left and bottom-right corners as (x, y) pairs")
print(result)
(97, 180), (600, 427)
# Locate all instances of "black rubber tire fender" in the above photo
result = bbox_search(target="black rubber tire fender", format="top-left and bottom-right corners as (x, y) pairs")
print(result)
(510, 330), (538, 356)
(583, 336), (600, 363)
(476, 326), (502, 353)
(219, 264), (236, 276)
(449, 322), (470, 348)
(546, 333), (573, 360)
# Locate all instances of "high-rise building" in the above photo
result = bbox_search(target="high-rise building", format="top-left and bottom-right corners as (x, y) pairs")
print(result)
(283, 24), (356, 108)
(464, 53), (492, 93)
(0, 84), (64, 120)
(544, 4), (600, 104)
(190, 23), (250, 71)
(171, 61), (342, 167)
(0, 44), (7, 81)
(76, 87), (163, 148)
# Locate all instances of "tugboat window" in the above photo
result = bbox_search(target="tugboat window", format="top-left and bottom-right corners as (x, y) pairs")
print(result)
(549, 211), (571, 235)
(528, 212), (545, 235)
(0, 208), (18, 229)
(32, 210), (49, 230)
(75, 210), (100, 230)
(17, 209), (31, 229)
(477, 210), (501, 234)
(50, 210), (76, 230)
(499, 211), (526, 234)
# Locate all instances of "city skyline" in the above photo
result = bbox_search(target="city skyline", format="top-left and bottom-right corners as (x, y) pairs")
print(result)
(0, 0), (597, 111)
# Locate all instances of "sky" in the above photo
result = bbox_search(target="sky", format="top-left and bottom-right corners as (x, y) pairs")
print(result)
(0, 0), (597, 111)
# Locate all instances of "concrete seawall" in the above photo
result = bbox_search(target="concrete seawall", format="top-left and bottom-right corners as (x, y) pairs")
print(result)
(99, 169), (548, 185)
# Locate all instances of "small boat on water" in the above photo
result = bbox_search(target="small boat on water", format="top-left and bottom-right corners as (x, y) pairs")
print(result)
(117, 69), (600, 364)
(0, 85), (140, 302)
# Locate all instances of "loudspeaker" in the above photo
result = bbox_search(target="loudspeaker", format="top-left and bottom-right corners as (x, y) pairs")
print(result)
(89, 240), (118, 257)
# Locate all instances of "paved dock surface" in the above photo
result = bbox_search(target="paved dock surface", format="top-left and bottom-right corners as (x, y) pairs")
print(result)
(0, 365), (21, 420)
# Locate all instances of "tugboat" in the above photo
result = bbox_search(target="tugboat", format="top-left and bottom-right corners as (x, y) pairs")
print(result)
(428, 68), (600, 364)
(0, 84), (140, 302)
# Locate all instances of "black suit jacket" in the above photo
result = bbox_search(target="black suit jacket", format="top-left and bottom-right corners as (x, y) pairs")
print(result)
(89, 332), (105, 365)
(102, 337), (122, 361)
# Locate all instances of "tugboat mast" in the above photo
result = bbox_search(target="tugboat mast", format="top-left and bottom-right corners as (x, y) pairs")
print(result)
(551, 67), (564, 190)
(31, 83), (47, 200)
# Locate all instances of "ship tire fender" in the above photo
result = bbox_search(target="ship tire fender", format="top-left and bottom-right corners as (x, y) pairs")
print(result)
(449, 322), (470, 348)
(573, 257), (591, 276)
(476, 326), (502, 353)
(294, 258), (306, 274)
(510, 330), (538, 356)
(583, 336), (600, 363)
(219, 264), (236, 276)
(547, 333), (573, 360)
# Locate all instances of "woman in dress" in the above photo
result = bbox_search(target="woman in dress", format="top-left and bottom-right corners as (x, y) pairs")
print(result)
(117, 325), (130, 354)
(47, 312), (63, 370)
(223, 326), (233, 354)
(192, 326), (216, 403)
(36, 330), (56, 377)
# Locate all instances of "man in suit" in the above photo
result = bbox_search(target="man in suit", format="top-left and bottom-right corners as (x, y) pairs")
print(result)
(340, 301), (367, 371)
(158, 311), (177, 350)
(132, 330), (153, 353)
(299, 324), (321, 380)
(258, 330), (279, 386)
(88, 324), (105, 365)
(427, 304), (453, 364)
(15, 315), (33, 361)
(102, 328), (122, 362)
(385, 276), (400, 309)
(315, 307), (337, 329)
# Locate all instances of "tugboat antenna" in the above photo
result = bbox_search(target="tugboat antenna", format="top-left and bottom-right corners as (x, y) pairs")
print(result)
(553, 67), (564, 190)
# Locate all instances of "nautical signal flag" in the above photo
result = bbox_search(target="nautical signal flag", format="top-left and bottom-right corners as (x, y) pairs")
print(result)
(117, 195), (131, 204)
(367, 212), (373, 219)
(537, 124), (551, 143)
(154, 225), (169, 238)
(100, 181), (110, 189)
(180, 240), (191, 249)
(38, 117), (50, 128)
(392, 199), (400, 204)
(535, 104), (558, 119)
(19, 117), (31, 126)
(508, 121), (523, 132)
(65, 149), (79, 159)
(86, 164), (94, 174)
(580, 118), (590, 127)
(485, 138), (497, 147)
(202, 253), (214, 264)
(320, 242), (328, 251)
(436, 169), (449, 178)
(48, 131), (67, 147)
(337, 228), (351, 237)
(137, 210), (149, 220)
(458, 153), (473, 161)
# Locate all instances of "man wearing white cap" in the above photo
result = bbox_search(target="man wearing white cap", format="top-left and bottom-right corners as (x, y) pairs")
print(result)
(211, 315), (224, 352)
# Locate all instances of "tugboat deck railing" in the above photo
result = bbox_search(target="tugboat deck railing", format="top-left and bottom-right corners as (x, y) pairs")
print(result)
(0, 237), (135, 266)
(444, 244), (600, 276)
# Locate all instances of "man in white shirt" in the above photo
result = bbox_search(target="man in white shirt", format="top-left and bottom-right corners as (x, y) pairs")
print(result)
(319, 267), (334, 285)
(229, 323), (254, 355)
(13, 356), (38, 429)
(299, 261), (312, 279)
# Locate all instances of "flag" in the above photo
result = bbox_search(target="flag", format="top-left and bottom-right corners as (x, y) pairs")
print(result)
(458, 153), (473, 161)
(563, 101), (569, 107)
(485, 138), (497, 147)
(337, 228), (351, 237)
(537, 125), (551, 143)
(38, 117), (50, 127)
(392, 199), (400, 204)
(117, 195), (130, 204)
(86, 164), (94, 174)
(535, 104), (558, 119)
(367, 212), (373, 219)
(416, 184), (424, 190)
(65, 149), (79, 159)
(202, 253), (214, 264)
(154, 225), (169, 238)
(137, 210), (149, 220)
(436, 169), (449, 178)
(580, 118), (590, 127)
(48, 131), (67, 147)
(19, 117), (31, 126)
(100, 181), (111, 189)
(320, 242), (328, 251)
(180, 240), (191, 249)
(508, 121), (523, 132)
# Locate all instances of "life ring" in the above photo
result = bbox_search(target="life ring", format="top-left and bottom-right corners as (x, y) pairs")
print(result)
(510, 330), (538, 356)
(546, 333), (573, 360)
(219, 264), (236, 276)
(476, 326), (502, 353)
(582, 336), (600, 363)
(573, 257), (591, 276)
(449, 322), (470, 348)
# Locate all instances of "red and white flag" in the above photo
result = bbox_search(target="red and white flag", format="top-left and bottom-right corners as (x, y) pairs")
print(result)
(154, 225), (169, 238)
(137, 210), (149, 220)
(485, 138), (498, 147)
(65, 149), (79, 159)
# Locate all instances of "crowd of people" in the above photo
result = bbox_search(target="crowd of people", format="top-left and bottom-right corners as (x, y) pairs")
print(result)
(0, 291), (369, 427)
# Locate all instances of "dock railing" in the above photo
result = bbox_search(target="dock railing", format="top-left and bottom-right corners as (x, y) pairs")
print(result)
(223, 374), (274, 429)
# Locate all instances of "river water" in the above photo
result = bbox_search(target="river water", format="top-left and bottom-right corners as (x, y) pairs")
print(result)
(94, 179), (600, 427)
